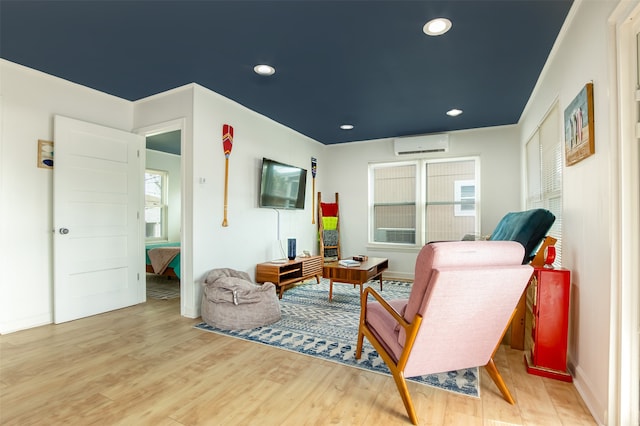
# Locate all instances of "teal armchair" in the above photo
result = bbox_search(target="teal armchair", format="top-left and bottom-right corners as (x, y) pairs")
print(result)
(489, 208), (555, 264)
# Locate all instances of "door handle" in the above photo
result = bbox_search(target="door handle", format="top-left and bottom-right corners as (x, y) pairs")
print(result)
(59, 228), (69, 235)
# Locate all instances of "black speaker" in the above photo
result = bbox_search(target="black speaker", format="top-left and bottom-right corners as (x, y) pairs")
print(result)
(287, 238), (296, 260)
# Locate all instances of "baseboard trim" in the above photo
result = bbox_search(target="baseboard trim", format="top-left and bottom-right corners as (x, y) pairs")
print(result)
(571, 362), (606, 425)
(0, 313), (51, 334)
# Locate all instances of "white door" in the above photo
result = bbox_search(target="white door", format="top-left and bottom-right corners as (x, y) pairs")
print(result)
(53, 115), (143, 323)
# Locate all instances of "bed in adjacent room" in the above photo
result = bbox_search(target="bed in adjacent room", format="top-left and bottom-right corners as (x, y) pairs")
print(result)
(145, 242), (181, 279)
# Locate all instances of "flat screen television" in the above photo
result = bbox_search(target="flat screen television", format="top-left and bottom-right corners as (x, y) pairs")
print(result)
(259, 158), (307, 210)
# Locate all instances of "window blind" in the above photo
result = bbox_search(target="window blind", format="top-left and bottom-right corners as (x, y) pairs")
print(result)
(526, 102), (563, 265)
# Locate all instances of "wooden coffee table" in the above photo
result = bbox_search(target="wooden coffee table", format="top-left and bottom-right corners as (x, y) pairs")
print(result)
(322, 257), (389, 301)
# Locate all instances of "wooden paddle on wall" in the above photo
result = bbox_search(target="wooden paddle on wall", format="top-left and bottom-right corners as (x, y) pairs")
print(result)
(311, 157), (317, 224)
(222, 124), (234, 227)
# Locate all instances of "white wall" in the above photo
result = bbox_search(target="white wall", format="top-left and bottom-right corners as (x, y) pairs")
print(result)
(0, 60), (134, 333)
(134, 84), (326, 317)
(518, 1), (618, 423)
(189, 85), (325, 312)
(145, 149), (181, 242)
(1, 62), (328, 327)
(322, 125), (522, 279)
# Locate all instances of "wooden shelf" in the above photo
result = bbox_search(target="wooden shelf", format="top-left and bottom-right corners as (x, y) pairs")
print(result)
(256, 256), (322, 298)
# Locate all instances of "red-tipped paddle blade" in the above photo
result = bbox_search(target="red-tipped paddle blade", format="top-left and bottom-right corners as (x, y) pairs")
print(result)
(222, 124), (234, 158)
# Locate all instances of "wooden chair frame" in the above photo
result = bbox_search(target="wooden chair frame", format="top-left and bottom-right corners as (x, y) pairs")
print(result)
(356, 286), (517, 425)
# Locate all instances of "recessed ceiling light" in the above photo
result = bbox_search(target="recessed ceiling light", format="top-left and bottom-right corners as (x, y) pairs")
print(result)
(423, 18), (452, 36)
(253, 64), (276, 76)
(340, 124), (354, 130)
(446, 108), (463, 117)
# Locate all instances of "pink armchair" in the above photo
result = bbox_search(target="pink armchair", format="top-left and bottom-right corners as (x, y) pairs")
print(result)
(355, 241), (533, 424)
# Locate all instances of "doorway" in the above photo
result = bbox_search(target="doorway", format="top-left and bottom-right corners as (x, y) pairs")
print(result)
(138, 121), (184, 308)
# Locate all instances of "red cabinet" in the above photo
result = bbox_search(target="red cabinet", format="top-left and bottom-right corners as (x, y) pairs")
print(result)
(524, 267), (572, 382)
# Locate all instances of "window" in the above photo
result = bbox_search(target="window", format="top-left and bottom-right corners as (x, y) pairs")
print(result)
(145, 169), (168, 241)
(525, 102), (563, 265)
(369, 157), (479, 246)
(424, 159), (479, 242)
(370, 163), (417, 244)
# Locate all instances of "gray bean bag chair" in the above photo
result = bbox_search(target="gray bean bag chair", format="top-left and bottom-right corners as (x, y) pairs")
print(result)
(201, 268), (281, 330)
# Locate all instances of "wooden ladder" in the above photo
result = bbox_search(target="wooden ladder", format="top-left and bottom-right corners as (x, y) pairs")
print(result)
(318, 192), (340, 262)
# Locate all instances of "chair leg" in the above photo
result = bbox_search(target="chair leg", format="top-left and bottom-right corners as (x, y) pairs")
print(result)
(484, 358), (515, 404)
(355, 328), (365, 359)
(390, 370), (418, 425)
(355, 289), (368, 359)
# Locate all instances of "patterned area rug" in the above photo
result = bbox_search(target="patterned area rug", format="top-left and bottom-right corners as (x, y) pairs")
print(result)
(195, 279), (479, 397)
(146, 274), (180, 299)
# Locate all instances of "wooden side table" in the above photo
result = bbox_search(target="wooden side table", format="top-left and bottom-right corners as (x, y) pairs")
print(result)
(322, 257), (388, 301)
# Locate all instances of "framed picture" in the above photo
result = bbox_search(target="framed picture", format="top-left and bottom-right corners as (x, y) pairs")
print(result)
(37, 139), (54, 169)
(564, 83), (594, 166)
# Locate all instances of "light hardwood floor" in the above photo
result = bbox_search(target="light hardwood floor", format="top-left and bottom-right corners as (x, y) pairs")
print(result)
(1, 297), (596, 425)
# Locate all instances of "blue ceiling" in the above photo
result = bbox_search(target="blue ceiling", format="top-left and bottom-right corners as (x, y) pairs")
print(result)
(0, 0), (573, 145)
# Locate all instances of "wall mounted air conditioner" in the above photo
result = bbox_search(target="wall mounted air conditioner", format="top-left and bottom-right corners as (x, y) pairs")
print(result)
(393, 133), (449, 155)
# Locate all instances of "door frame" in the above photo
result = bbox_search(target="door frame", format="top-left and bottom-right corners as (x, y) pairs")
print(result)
(609, 2), (640, 425)
(135, 119), (189, 316)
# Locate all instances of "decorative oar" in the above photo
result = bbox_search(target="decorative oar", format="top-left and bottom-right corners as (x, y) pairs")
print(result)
(222, 124), (234, 227)
(311, 157), (317, 224)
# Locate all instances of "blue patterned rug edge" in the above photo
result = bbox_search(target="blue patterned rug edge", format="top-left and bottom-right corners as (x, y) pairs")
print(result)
(194, 320), (423, 385)
(194, 279), (480, 399)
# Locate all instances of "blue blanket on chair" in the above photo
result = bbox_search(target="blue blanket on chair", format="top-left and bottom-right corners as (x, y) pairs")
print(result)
(489, 209), (555, 263)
